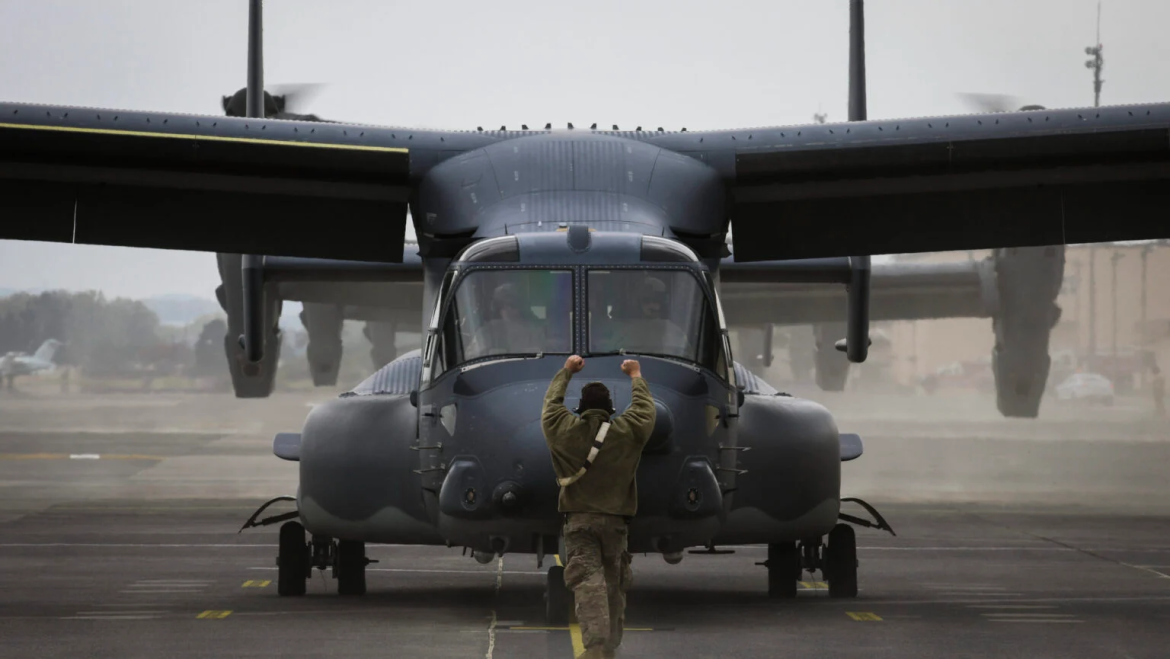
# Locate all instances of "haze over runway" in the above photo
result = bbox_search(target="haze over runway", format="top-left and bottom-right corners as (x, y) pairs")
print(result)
(1, 388), (1168, 658)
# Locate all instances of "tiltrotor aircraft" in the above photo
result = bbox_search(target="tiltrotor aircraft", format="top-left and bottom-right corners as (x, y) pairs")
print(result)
(1, 0), (1167, 620)
(213, 93), (1064, 418)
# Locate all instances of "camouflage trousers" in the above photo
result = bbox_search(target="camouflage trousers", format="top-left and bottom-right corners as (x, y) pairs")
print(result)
(563, 513), (633, 655)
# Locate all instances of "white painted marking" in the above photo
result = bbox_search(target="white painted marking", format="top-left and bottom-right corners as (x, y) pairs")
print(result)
(865, 595), (1170, 606)
(246, 566), (543, 576)
(967, 605), (1059, 610)
(485, 557), (504, 659)
(724, 545), (1075, 552)
(63, 615), (159, 620)
(91, 603), (170, 608)
(923, 585), (1008, 590)
(988, 619), (1084, 624)
(982, 613), (1079, 618)
(76, 611), (165, 615)
(0, 543), (277, 548)
(69, 454), (101, 460)
(117, 592), (204, 599)
(941, 592), (1023, 597)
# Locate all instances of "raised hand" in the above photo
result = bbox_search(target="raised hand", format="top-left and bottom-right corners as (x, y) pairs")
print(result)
(620, 359), (642, 379)
(565, 355), (585, 374)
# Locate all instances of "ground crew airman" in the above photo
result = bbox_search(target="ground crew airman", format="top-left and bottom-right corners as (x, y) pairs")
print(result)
(542, 355), (656, 658)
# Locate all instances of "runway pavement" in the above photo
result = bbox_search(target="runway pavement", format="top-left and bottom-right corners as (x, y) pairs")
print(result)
(0, 389), (1168, 657)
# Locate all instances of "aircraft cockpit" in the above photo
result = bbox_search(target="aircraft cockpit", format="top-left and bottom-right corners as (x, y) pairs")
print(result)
(420, 230), (733, 385)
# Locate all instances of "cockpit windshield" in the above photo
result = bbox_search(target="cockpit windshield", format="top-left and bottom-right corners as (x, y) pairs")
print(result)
(588, 269), (723, 371)
(443, 269), (573, 364)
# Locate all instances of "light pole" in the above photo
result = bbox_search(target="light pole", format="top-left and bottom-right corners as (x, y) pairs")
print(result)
(1084, 4), (1105, 367)
(1085, 3), (1105, 109)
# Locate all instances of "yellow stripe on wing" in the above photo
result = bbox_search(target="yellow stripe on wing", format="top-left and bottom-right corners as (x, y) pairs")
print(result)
(0, 121), (409, 154)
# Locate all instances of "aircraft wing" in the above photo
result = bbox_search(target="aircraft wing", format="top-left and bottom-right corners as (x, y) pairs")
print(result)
(0, 103), (497, 261)
(3, 101), (1169, 262)
(253, 252), (422, 312)
(720, 259), (992, 325)
(648, 103), (1170, 260)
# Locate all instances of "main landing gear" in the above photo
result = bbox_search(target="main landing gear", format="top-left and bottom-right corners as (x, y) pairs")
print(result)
(760, 498), (894, 599)
(762, 524), (857, 598)
(276, 521), (375, 597)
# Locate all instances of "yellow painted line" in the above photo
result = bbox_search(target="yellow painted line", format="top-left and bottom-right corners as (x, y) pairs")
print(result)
(555, 554), (563, 567)
(241, 580), (271, 588)
(799, 581), (828, 589)
(846, 612), (882, 621)
(196, 610), (232, 619)
(0, 453), (163, 461)
(0, 121), (409, 154)
(568, 622), (585, 657)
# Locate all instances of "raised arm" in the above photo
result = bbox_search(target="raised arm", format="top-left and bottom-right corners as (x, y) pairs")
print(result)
(617, 360), (656, 444)
(541, 355), (585, 440)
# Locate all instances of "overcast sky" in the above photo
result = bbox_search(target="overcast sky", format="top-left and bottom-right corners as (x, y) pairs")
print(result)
(1, 0), (1167, 299)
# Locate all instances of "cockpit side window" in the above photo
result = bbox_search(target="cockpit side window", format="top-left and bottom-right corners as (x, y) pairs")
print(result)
(440, 269), (573, 370)
(587, 269), (724, 377)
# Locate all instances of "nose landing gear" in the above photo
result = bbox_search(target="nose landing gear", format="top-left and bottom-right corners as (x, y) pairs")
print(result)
(545, 564), (573, 625)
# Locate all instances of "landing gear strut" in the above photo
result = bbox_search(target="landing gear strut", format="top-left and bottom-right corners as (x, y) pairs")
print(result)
(545, 565), (572, 625)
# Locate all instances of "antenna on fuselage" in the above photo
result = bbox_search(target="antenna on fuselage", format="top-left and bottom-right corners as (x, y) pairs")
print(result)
(240, 0), (266, 364)
(843, 0), (871, 364)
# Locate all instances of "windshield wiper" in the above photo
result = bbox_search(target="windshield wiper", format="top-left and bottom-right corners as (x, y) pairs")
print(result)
(588, 349), (697, 364)
(459, 352), (549, 372)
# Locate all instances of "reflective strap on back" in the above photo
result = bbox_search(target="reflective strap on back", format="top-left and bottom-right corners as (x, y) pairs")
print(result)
(556, 422), (610, 487)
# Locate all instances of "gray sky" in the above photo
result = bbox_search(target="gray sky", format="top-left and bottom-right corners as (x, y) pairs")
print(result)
(1, 0), (1167, 299)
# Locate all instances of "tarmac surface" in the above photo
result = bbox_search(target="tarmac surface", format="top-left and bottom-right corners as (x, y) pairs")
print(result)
(1, 386), (1169, 658)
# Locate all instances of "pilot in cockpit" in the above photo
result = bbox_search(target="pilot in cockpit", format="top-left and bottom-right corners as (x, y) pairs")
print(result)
(468, 283), (548, 357)
(614, 277), (691, 356)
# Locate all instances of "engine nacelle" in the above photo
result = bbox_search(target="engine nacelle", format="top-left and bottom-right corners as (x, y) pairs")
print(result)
(216, 253), (282, 398)
(813, 323), (850, 391)
(990, 246), (1065, 418)
(299, 302), (343, 387)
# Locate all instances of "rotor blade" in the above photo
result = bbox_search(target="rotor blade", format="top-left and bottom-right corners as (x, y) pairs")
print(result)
(268, 83), (327, 115)
(957, 92), (1019, 114)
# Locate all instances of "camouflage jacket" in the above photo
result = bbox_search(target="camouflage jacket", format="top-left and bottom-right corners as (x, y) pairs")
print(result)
(541, 368), (656, 516)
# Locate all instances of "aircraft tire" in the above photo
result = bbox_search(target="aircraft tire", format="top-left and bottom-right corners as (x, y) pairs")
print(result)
(277, 521), (308, 597)
(545, 565), (572, 625)
(825, 524), (858, 598)
(766, 542), (799, 598)
(336, 540), (367, 596)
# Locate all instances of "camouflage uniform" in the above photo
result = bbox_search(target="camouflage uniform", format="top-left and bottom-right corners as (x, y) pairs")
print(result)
(563, 513), (634, 655)
(542, 368), (656, 656)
